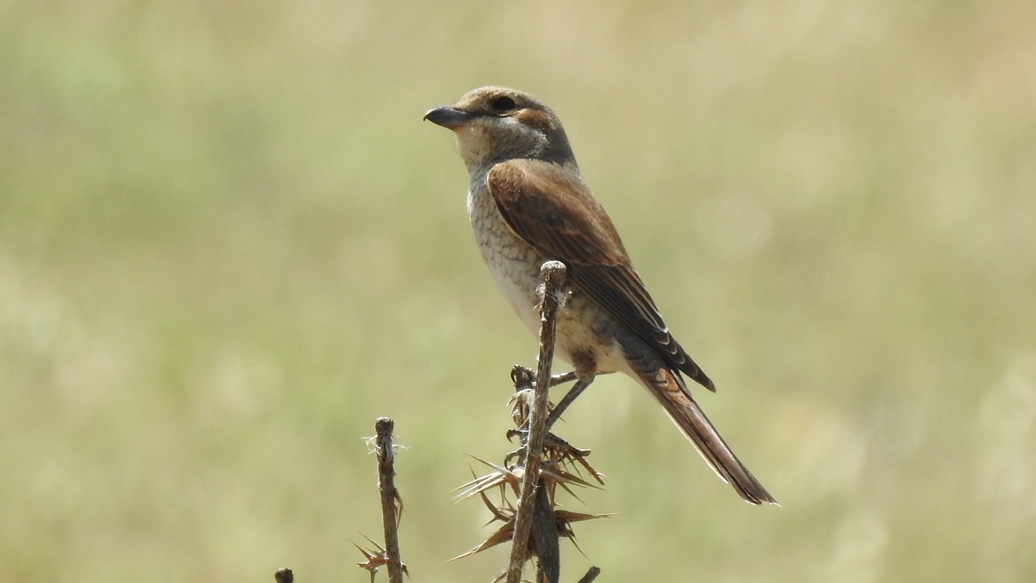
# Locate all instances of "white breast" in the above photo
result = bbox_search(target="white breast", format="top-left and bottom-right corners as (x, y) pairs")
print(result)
(466, 182), (544, 336)
(465, 179), (630, 376)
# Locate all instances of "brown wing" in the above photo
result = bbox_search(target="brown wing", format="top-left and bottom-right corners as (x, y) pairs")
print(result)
(487, 159), (714, 390)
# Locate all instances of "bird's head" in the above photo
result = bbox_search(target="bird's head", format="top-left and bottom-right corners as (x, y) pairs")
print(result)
(424, 87), (576, 171)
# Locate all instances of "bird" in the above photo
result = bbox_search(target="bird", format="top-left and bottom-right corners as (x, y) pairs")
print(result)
(424, 87), (776, 505)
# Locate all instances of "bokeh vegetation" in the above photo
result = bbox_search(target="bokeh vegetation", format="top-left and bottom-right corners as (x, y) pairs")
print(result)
(2, 1), (1035, 582)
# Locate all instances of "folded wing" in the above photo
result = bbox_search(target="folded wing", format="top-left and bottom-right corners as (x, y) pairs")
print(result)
(486, 159), (714, 390)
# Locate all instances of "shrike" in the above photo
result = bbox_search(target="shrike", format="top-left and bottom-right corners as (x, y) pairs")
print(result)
(425, 87), (775, 505)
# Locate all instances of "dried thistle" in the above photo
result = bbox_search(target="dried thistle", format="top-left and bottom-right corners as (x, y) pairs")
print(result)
(354, 535), (409, 583)
(451, 432), (610, 566)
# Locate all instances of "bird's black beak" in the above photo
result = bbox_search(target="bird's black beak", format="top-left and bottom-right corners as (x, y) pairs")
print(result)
(423, 106), (473, 129)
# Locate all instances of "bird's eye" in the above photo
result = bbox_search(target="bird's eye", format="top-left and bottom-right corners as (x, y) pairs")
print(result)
(491, 96), (517, 112)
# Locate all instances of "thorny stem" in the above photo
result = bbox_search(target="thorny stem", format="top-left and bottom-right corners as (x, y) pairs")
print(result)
(505, 261), (567, 583)
(531, 477), (560, 583)
(375, 417), (405, 583)
(576, 566), (602, 583)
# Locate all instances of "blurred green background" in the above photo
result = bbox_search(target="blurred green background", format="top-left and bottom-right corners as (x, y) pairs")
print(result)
(3, 0), (1035, 581)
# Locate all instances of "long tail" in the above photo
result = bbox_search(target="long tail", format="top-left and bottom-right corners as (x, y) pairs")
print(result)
(638, 367), (777, 505)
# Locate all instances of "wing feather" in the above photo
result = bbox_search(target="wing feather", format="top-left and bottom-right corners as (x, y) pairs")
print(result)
(487, 159), (714, 390)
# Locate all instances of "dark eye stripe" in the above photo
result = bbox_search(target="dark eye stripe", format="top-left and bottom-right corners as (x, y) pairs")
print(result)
(491, 96), (517, 112)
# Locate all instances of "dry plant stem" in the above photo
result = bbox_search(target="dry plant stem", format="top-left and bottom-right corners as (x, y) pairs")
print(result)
(375, 417), (405, 583)
(505, 260), (567, 583)
(532, 479), (560, 583)
(575, 567), (602, 583)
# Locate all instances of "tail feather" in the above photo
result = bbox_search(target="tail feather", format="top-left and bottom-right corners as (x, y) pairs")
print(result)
(640, 368), (777, 505)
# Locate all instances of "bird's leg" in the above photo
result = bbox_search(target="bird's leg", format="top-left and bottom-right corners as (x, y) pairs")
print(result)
(545, 375), (594, 430)
(548, 371), (578, 387)
(512, 366), (576, 388)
